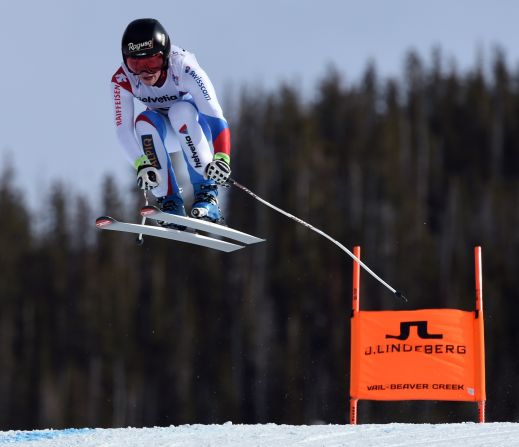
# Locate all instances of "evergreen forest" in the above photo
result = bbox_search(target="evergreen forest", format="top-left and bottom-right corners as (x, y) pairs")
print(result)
(2, 49), (519, 428)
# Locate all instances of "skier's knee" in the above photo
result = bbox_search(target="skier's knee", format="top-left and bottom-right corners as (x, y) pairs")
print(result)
(168, 101), (198, 129)
(135, 111), (167, 139)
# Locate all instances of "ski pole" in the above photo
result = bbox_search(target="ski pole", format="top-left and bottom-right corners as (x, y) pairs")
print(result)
(227, 178), (406, 302)
(136, 191), (148, 246)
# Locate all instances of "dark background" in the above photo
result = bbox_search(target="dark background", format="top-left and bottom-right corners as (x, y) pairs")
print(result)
(1, 49), (518, 429)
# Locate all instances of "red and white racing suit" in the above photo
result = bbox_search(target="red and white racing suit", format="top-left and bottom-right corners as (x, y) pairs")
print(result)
(110, 45), (231, 199)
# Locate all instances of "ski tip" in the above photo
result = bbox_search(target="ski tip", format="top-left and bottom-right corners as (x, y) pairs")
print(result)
(140, 205), (160, 217)
(395, 290), (408, 302)
(95, 216), (116, 228)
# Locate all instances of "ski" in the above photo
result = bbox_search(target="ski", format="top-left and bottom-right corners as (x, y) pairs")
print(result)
(140, 206), (265, 245)
(95, 216), (244, 252)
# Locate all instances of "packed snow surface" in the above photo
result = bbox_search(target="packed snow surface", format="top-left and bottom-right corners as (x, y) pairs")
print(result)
(1, 422), (519, 446)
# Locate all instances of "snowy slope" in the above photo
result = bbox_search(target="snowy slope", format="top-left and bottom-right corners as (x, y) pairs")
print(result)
(1, 423), (519, 447)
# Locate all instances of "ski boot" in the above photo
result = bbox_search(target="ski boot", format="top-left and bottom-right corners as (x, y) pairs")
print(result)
(157, 193), (187, 230)
(191, 182), (225, 224)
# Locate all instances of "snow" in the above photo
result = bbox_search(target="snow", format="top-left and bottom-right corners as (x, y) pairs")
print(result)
(1, 422), (519, 447)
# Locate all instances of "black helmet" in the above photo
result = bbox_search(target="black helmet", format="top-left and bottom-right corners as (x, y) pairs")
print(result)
(121, 19), (170, 67)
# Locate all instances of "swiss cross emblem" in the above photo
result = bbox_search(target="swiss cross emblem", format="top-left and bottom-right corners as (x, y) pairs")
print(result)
(115, 73), (128, 83)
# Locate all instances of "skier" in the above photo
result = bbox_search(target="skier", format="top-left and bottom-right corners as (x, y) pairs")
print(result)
(111, 18), (232, 224)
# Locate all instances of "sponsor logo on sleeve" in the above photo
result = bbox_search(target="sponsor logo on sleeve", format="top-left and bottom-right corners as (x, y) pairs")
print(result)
(114, 85), (122, 126)
(188, 69), (211, 101)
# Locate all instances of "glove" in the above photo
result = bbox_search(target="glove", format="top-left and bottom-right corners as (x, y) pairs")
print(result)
(137, 166), (161, 190)
(135, 155), (161, 190)
(205, 154), (231, 185)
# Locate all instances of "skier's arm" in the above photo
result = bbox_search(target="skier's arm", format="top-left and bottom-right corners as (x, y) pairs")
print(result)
(181, 62), (231, 165)
(111, 84), (142, 164)
(111, 69), (142, 166)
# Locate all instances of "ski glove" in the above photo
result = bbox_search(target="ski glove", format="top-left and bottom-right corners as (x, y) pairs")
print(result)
(135, 155), (162, 191)
(205, 154), (231, 185)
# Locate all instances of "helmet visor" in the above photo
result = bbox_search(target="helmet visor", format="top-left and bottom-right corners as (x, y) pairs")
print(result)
(126, 53), (164, 74)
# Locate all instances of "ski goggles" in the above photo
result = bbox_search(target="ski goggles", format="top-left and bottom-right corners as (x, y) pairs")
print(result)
(126, 53), (164, 74)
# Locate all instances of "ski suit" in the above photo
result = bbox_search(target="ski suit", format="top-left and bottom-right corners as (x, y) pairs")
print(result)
(110, 45), (231, 199)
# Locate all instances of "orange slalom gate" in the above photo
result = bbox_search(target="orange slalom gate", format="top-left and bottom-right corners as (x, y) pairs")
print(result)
(349, 247), (486, 424)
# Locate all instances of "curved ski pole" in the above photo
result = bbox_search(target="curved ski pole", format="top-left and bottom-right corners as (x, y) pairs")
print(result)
(137, 191), (148, 246)
(227, 178), (406, 302)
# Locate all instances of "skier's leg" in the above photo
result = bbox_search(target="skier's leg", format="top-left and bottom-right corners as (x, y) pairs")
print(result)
(135, 110), (186, 217)
(168, 101), (223, 223)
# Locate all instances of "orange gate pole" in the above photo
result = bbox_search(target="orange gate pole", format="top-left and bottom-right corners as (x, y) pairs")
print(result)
(350, 246), (361, 424)
(474, 246), (486, 423)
